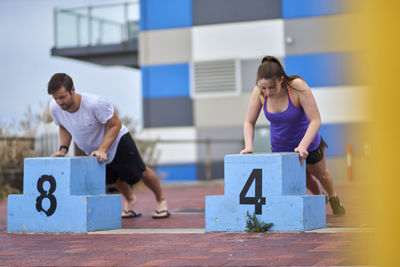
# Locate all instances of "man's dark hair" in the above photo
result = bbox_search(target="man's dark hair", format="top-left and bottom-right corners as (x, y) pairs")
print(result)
(48, 73), (74, 94)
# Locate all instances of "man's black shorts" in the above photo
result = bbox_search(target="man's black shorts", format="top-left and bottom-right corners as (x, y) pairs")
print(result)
(306, 137), (328, 165)
(106, 133), (146, 185)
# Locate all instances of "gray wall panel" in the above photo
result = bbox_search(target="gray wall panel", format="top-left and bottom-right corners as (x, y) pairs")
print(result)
(241, 59), (259, 92)
(196, 162), (225, 180)
(197, 126), (243, 162)
(193, 0), (282, 26)
(284, 14), (359, 55)
(143, 97), (193, 127)
(241, 57), (284, 92)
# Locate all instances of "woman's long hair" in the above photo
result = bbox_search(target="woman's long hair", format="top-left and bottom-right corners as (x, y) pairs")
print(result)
(256, 56), (302, 89)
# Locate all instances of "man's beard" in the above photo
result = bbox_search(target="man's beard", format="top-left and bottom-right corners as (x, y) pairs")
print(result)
(61, 101), (73, 111)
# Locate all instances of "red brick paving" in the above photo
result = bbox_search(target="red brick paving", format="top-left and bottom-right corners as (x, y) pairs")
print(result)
(0, 182), (374, 266)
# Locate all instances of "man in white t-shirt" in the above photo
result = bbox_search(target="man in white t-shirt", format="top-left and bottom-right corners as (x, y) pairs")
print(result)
(48, 73), (170, 219)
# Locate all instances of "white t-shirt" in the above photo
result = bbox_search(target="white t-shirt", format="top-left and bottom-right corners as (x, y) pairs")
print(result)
(50, 93), (128, 164)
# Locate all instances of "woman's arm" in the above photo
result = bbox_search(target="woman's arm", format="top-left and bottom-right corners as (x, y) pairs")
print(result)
(291, 79), (321, 165)
(240, 86), (263, 154)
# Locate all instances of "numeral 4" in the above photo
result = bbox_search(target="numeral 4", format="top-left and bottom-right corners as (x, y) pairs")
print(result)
(239, 169), (266, 214)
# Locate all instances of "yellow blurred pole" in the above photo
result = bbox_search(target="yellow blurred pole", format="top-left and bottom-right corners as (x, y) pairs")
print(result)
(363, 1), (400, 266)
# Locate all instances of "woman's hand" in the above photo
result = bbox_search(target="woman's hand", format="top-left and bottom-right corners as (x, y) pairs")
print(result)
(294, 146), (308, 166)
(240, 147), (253, 154)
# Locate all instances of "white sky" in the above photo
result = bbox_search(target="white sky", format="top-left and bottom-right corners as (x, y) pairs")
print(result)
(0, 0), (142, 134)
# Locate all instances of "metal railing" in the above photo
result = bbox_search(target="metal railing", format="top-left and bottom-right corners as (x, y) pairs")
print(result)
(54, 1), (139, 48)
(136, 138), (244, 181)
(0, 136), (35, 142)
(0, 136), (35, 192)
(0, 135), (245, 183)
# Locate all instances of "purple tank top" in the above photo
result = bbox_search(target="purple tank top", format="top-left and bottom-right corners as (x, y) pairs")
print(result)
(263, 87), (321, 153)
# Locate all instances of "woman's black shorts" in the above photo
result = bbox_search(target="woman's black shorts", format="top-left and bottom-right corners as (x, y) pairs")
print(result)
(306, 137), (328, 165)
(106, 133), (146, 185)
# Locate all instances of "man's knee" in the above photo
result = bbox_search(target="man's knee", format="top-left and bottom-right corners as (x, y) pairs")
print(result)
(141, 167), (153, 179)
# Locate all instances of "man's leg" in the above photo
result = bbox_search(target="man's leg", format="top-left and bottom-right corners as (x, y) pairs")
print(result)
(114, 179), (140, 217)
(141, 167), (164, 202)
(141, 167), (169, 218)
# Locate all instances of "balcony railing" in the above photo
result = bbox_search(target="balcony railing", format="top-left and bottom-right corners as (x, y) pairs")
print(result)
(54, 1), (139, 48)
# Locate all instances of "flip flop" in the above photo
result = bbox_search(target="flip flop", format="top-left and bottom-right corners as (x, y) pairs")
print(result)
(122, 210), (142, 218)
(152, 210), (171, 219)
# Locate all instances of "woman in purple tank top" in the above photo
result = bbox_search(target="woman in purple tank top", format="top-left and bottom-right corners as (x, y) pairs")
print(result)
(240, 56), (345, 216)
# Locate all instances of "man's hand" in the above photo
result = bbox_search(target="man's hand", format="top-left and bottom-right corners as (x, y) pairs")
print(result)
(51, 150), (67, 157)
(294, 146), (308, 166)
(90, 150), (108, 163)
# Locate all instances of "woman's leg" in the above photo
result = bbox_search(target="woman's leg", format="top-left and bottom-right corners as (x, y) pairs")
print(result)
(307, 150), (345, 215)
(306, 152), (335, 198)
(306, 169), (322, 195)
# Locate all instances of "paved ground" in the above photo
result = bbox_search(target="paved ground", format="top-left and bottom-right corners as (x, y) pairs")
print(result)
(0, 181), (374, 266)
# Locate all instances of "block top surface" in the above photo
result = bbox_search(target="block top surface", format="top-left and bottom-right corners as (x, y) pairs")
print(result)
(25, 156), (94, 163)
(224, 153), (298, 163)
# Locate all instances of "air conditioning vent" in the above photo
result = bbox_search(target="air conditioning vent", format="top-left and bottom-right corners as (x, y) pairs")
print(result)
(193, 59), (238, 94)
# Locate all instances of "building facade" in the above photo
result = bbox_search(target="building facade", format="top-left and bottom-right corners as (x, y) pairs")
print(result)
(138, 0), (367, 182)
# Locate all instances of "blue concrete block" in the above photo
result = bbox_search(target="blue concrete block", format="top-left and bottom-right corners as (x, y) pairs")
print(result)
(205, 153), (326, 232)
(7, 157), (121, 233)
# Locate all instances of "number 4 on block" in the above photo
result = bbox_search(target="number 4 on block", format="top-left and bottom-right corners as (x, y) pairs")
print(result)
(239, 169), (266, 215)
(205, 153), (326, 232)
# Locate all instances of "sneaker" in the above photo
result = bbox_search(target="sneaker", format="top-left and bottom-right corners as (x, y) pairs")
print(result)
(329, 196), (346, 216)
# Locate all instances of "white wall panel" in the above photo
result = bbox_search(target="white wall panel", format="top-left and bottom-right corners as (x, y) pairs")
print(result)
(139, 28), (191, 66)
(194, 92), (269, 128)
(192, 20), (284, 61)
(138, 127), (197, 164)
(312, 86), (369, 123)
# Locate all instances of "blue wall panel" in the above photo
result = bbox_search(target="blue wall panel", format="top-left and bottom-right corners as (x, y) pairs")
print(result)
(284, 53), (354, 87)
(142, 63), (190, 99)
(140, 0), (192, 30)
(282, 0), (348, 19)
(157, 164), (197, 182)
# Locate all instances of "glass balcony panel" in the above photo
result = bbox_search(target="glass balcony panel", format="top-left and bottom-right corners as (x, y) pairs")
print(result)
(92, 5), (125, 24)
(128, 3), (140, 21)
(91, 20), (101, 45)
(100, 23), (122, 45)
(56, 12), (78, 48)
(79, 16), (89, 47)
(55, 2), (139, 48)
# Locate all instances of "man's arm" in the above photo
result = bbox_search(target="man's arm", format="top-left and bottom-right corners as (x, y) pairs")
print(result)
(90, 111), (122, 163)
(51, 125), (72, 157)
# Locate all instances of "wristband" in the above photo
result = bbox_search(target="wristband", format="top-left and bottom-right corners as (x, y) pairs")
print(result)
(59, 145), (69, 153)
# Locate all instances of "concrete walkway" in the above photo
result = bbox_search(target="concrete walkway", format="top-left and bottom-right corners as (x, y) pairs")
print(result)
(0, 181), (374, 266)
